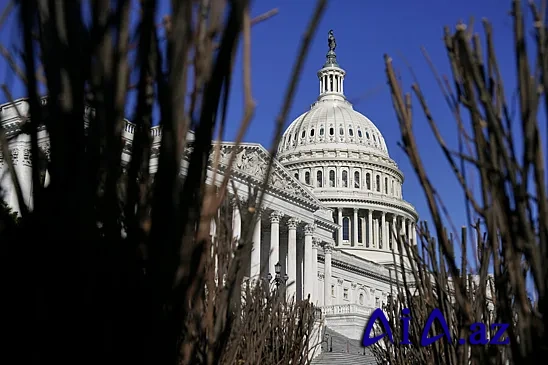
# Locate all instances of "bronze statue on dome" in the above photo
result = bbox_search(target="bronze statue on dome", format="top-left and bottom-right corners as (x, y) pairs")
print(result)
(328, 30), (336, 52)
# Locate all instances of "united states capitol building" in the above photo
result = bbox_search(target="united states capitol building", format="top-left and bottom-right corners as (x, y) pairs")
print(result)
(0, 31), (418, 362)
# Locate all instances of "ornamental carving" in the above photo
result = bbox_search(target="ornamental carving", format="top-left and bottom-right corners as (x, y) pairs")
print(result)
(231, 197), (239, 208)
(337, 278), (344, 285)
(317, 272), (324, 280)
(235, 149), (266, 179)
(217, 146), (307, 200)
(10, 148), (19, 165)
(270, 210), (284, 223)
(351, 282), (357, 289)
(304, 223), (316, 236)
(22, 148), (32, 166)
(323, 243), (333, 254)
(312, 237), (321, 248)
(287, 217), (300, 230)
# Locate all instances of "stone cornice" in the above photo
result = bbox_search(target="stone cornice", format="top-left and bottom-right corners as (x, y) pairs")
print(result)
(318, 249), (396, 284)
(319, 196), (418, 221)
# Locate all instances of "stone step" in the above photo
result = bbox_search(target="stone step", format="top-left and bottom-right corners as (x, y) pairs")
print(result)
(311, 352), (378, 365)
(312, 327), (379, 365)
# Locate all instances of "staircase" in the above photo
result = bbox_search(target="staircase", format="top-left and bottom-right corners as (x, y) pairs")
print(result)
(311, 327), (379, 365)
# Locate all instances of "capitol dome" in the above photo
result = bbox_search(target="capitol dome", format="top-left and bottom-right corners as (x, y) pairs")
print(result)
(278, 97), (389, 157)
(277, 30), (418, 266)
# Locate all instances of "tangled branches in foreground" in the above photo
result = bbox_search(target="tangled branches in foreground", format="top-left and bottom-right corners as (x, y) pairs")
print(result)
(0, 0), (327, 364)
(371, 0), (548, 363)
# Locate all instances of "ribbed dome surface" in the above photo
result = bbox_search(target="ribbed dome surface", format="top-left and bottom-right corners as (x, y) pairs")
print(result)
(278, 95), (389, 157)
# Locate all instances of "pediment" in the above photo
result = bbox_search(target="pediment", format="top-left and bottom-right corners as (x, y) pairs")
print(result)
(210, 142), (323, 209)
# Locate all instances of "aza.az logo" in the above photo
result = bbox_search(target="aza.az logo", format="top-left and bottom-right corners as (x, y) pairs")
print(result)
(362, 308), (509, 347)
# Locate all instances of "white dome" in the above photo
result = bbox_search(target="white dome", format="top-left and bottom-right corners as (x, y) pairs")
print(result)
(278, 96), (389, 157)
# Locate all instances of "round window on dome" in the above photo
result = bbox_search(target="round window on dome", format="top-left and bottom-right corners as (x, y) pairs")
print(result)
(310, 128), (315, 137)
(366, 132), (370, 139)
(358, 130), (362, 137)
(301, 130), (306, 138)
(349, 128), (354, 136)
(373, 134), (377, 142)
(339, 127), (344, 135)
(329, 127), (334, 135)
(320, 128), (324, 135)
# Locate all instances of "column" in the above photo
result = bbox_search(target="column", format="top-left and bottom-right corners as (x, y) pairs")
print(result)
(381, 212), (386, 250)
(232, 199), (241, 245)
(337, 208), (343, 246)
(404, 219), (411, 243)
(407, 219), (412, 244)
(399, 217), (405, 237)
(367, 209), (373, 248)
(303, 224), (315, 301)
(324, 244), (333, 306)
(353, 208), (359, 247)
(209, 218), (216, 239)
(250, 211), (262, 278)
(360, 217), (366, 246)
(392, 215), (397, 251)
(413, 222), (418, 246)
(373, 218), (378, 248)
(312, 237), (320, 304)
(269, 211), (284, 275)
(287, 218), (300, 299)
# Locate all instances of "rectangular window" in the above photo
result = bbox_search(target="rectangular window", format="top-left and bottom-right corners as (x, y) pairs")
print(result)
(342, 217), (350, 241)
(331, 284), (336, 297)
(343, 288), (349, 300)
(358, 218), (363, 243)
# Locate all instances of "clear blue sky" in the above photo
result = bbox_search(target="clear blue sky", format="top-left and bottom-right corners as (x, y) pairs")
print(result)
(0, 0), (531, 272)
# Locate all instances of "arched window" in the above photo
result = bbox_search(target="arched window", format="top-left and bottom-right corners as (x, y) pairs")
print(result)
(294, 172), (299, 180)
(320, 127), (324, 135)
(358, 130), (362, 137)
(359, 293), (364, 305)
(376, 175), (380, 192)
(317, 170), (323, 187)
(349, 128), (354, 136)
(354, 171), (360, 188)
(342, 217), (350, 241)
(301, 130), (306, 138)
(391, 180), (394, 195)
(358, 218), (363, 242)
(310, 128), (315, 137)
(305, 171), (310, 185)
(329, 75), (334, 91)
(329, 170), (335, 187)
(342, 170), (348, 187)
(385, 177), (388, 194)
(329, 127), (334, 135)
(366, 173), (371, 190)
